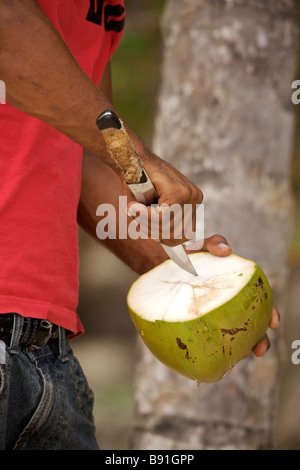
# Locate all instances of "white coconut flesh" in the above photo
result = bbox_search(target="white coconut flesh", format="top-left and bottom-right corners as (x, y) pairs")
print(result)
(128, 253), (256, 322)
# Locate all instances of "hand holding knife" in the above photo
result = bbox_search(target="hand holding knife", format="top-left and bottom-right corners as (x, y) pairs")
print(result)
(96, 109), (198, 276)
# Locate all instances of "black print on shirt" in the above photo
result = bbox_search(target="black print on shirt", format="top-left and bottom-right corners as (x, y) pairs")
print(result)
(86, 0), (125, 32)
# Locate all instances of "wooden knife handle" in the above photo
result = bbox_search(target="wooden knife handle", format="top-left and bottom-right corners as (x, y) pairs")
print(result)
(96, 109), (144, 185)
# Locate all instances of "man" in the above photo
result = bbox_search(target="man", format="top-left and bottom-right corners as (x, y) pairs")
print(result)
(0, 0), (279, 450)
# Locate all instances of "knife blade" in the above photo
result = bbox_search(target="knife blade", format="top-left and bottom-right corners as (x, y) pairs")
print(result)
(96, 109), (198, 276)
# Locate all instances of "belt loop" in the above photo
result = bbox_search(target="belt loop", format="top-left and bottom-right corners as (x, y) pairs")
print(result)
(8, 313), (24, 354)
(58, 327), (69, 362)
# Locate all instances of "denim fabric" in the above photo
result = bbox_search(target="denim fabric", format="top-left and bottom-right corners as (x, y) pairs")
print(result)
(0, 314), (100, 450)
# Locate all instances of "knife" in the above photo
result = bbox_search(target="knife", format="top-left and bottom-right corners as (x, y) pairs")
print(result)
(96, 109), (198, 276)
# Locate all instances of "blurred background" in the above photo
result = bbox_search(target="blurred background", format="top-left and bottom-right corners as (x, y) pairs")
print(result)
(72, 0), (300, 449)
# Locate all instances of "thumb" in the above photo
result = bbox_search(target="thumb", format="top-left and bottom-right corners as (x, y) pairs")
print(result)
(186, 234), (232, 257)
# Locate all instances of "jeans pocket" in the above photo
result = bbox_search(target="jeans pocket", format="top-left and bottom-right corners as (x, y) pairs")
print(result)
(69, 355), (95, 423)
(0, 364), (7, 412)
(12, 355), (54, 450)
(0, 360), (9, 449)
(0, 340), (9, 416)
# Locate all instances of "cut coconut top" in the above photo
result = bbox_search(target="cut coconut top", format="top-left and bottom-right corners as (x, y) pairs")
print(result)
(128, 253), (256, 322)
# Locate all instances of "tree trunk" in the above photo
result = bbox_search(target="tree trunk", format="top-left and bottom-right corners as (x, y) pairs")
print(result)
(130, 0), (299, 450)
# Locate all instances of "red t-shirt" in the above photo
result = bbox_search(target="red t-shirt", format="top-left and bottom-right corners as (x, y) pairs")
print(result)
(0, 0), (125, 336)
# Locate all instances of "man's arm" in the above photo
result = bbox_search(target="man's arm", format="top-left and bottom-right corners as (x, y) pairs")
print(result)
(78, 148), (234, 273)
(0, 0), (109, 153)
(0, 0), (202, 247)
(79, 62), (232, 272)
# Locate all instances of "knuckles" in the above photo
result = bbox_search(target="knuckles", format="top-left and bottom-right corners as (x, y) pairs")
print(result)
(161, 184), (203, 207)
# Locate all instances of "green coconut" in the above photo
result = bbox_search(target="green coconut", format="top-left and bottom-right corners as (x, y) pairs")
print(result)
(127, 252), (273, 383)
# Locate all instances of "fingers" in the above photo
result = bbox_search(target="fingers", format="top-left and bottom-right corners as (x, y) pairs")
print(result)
(125, 160), (204, 245)
(269, 306), (280, 329)
(187, 238), (280, 361)
(200, 234), (232, 256)
(253, 307), (280, 358)
(127, 201), (201, 245)
(253, 334), (271, 357)
(127, 203), (233, 257)
(186, 234), (232, 257)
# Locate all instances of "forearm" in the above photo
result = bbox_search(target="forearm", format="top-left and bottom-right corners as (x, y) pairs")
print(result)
(0, 1), (197, 187)
(0, 0), (125, 166)
(78, 150), (168, 274)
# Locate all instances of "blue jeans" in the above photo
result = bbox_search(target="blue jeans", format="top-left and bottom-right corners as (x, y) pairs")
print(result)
(0, 314), (100, 450)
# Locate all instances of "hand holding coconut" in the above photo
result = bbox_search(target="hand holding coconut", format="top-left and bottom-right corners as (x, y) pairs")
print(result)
(127, 245), (280, 383)
(122, 151), (279, 374)
(103, 136), (280, 378)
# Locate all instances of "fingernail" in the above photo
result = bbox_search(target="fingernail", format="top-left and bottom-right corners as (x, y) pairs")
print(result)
(218, 243), (230, 250)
